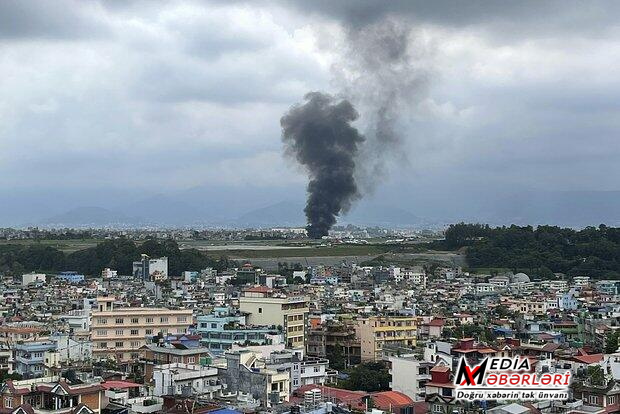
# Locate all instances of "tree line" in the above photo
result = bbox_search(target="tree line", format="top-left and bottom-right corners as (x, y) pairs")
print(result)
(0, 238), (230, 277)
(439, 223), (620, 279)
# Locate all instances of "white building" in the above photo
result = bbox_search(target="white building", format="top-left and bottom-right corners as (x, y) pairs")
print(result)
(101, 268), (118, 279)
(21, 273), (46, 286)
(389, 355), (422, 400)
(49, 333), (92, 362)
(133, 255), (168, 282)
(401, 267), (426, 287)
(153, 363), (222, 399)
(267, 350), (334, 391)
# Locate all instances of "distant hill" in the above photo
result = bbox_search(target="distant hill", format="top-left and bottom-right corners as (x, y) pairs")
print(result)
(231, 200), (423, 228)
(39, 206), (137, 227)
(232, 201), (306, 227)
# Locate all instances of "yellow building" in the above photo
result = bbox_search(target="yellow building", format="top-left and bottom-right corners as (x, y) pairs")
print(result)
(356, 316), (417, 362)
(238, 287), (309, 348)
(91, 297), (192, 362)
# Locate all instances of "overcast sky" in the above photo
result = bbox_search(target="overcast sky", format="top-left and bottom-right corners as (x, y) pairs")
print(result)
(2, 0), (620, 224)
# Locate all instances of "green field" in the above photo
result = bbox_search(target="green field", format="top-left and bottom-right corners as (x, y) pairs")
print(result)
(0, 239), (100, 252)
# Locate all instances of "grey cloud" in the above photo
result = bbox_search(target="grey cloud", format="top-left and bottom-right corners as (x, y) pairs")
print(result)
(0, 0), (110, 40)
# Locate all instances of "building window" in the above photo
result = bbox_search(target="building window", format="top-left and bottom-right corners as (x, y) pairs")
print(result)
(116, 329), (124, 336)
(131, 318), (139, 324)
(160, 317), (168, 323)
(130, 329), (139, 336)
(4, 397), (12, 409)
(115, 318), (124, 324)
(96, 330), (107, 336)
(97, 318), (107, 325)
(131, 341), (139, 348)
(146, 329), (153, 335)
(131, 353), (139, 359)
(115, 342), (124, 348)
(188, 357), (195, 363)
(588, 395), (598, 405)
(177, 316), (187, 323)
(258, 308), (262, 313)
(433, 404), (443, 413)
(146, 317), (153, 323)
(99, 342), (108, 349)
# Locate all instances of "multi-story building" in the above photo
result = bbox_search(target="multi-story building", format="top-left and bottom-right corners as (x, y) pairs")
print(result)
(389, 354), (433, 401)
(91, 297), (192, 362)
(307, 321), (361, 368)
(355, 316), (417, 362)
(140, 343), (213, 381)
(239, 287), (309, 348)
(56, 271), (85, 284)
(0, 346), (13, 376)
(196, 308), (277, 354)
(14, 342), (59, 378)
(220, 350), (290, 407)
(266, 350), (335, 391)
(153, 363), (222, 399)
(20, 273), (46, 286)
(101, 268), (117, 279)
(0, 376), (105, 414)
(132, 255), (168, 282)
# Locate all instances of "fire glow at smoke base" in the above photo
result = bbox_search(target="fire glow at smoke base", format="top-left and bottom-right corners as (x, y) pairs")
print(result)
(280, 92), (365, 238)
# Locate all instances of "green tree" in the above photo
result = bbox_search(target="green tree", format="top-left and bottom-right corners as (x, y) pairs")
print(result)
(328, 342), (345, 371)
(340, 362), (391, 392)
(605, 331), (619, 354)
(587, 365), (605, 386)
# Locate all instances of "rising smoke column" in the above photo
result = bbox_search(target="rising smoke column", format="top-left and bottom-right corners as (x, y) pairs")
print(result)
(281, 92), (365, 238)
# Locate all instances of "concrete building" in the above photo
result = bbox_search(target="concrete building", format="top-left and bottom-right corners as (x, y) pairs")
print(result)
(0, 346), (13, 375)
(101, 268), (117, 279)
(196, 308), (278, 354)
(140, 343), (213, 381)
(49, 333), (92, 363)
(239, 287), (309, 348)
(21, 273), (46, 286)
(220, 350), (290, 407)
(14, 342), (59, 378)
(133, 255), (168, 282)
(389, 354), (432, 401)
(356, 316), (417, 362)
(0, 376), (105, 414)
(153, 363), (222, 399)
(56, 271), (85, 284)
(266, 350), (335, 391)
(91, 297), (192, 362)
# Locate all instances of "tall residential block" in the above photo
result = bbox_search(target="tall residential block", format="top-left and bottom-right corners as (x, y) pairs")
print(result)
(238, 287), (309, 348)
(91, 297), (192, 362)
(356, 316), (417, 362)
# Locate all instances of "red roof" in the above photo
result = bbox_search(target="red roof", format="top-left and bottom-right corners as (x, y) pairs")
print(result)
(102, 380), (142, 389)
(371, 391), (414, 409)
(427, 319), (445, 327)
(572, 354), (604, 364)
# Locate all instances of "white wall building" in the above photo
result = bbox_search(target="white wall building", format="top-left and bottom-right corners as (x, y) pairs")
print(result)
(153, 363), (222, 399)
(21, 273), (46, 286)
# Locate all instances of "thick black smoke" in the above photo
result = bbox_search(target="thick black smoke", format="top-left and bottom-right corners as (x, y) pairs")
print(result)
(281, 92), (365, 238)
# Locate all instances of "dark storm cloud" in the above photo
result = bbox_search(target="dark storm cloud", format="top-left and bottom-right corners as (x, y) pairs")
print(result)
(0, 0), (109, 39)
(282, 0), (620, 37)
(281, 92), (365, 238)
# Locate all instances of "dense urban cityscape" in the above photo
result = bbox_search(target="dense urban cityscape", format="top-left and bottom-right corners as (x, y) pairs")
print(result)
(0, 225), (618, 414)
(3, 1), (620, 414)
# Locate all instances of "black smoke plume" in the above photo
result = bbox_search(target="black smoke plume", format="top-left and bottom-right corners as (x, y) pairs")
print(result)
(281, 92), (365, 238)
